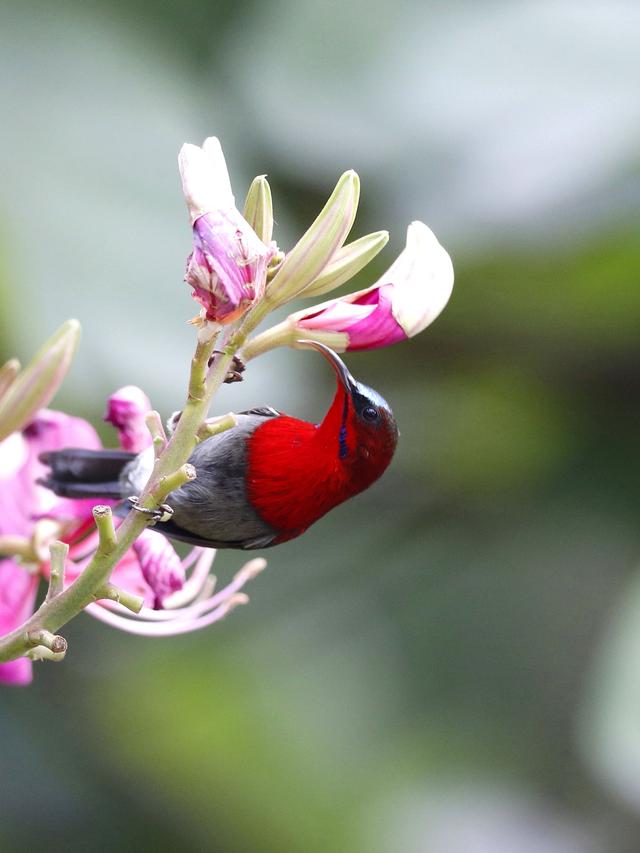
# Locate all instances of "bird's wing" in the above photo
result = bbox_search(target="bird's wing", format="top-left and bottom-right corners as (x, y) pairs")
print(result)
(238, 406), (282, 418)
(153, 517), (277, 550)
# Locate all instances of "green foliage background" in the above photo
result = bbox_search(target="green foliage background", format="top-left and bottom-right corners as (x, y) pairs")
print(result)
(1, 1), (640, 851)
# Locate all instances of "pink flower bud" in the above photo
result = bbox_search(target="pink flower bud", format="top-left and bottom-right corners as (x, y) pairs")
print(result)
(132, 530), (185, 609)
(104, 385), (152, 452)
(179, 137), (273, 324)
(186, 209), (271, 323)
(292, 221), (454, 351)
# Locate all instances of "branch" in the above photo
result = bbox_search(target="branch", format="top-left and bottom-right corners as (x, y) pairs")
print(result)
(94, 583), (144, 614)
(197, 413), (237, 442)
(92, 505), (118, 555)
(145, 410), (167, 458)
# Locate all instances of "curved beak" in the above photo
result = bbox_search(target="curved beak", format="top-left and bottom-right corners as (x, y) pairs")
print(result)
(296, 339), (357, 393)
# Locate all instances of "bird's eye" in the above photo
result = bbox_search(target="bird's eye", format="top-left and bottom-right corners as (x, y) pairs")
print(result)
(362, 406), (379, 422)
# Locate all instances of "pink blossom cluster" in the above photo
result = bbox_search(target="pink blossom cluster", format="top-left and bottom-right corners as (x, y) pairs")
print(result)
(0, 388), (262, 686)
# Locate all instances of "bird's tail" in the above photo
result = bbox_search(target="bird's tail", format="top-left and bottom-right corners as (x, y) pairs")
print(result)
(39, 448), (135, 499)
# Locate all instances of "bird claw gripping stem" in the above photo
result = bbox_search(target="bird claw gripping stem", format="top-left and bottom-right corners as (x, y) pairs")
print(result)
(208, 352), (246, 384)
(127, 496), (174, 524)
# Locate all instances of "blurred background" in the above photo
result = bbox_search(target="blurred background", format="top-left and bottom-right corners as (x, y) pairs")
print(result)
(1, 0), (640, 850)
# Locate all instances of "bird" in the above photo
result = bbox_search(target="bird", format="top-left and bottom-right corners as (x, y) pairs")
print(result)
(40, 342), (399, 550)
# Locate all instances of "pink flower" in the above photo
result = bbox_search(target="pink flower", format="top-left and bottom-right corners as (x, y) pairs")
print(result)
(104, 385), (152, 453)
(0, 410), (101, 685)
(179, 137), (273, 324)
(291, 221), (454, 351)
(0, 411), (101, 540)
(1, 394), (266, 684)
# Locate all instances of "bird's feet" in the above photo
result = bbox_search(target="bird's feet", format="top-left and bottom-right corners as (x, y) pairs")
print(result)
(208, 352), (246, 384)
(127, 496), (174, 524)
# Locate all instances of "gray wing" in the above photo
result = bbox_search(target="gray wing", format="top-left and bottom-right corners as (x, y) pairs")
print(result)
(239, 406), (281, 418)
(159, 413), (278, 549)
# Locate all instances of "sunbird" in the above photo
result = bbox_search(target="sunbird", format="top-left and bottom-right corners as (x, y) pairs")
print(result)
(41, 343), (398, 549)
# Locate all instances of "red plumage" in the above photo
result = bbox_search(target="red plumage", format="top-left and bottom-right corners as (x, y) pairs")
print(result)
(247, 382), (397, 541)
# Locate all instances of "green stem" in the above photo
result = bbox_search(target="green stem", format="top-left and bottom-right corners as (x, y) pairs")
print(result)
(197, 413), (236, 442)
(145, 410), (167, 458)
(241, 324), (349, 362)
(94, 583), (144, 614)
(240, 319), (295, 361)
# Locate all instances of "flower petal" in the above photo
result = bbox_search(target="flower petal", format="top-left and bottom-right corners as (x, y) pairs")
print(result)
(289, 221), (453, 351)
(0, 409), (101, 541)
(0, 558), (39, 685)
(132, 530), (185, 608)
(179, 137), (234, 223)
(296, 284), (407, 351)
(386, 221), (454, 337)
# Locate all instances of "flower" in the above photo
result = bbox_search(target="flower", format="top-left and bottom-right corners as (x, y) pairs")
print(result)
(0, 409), (101, 685)
(1, 392), (265, 684)
(179, 137), (274, 324)
(292, 221), (454, 350)
(241, 221), (454, 359)
(104, 385), (152, 453)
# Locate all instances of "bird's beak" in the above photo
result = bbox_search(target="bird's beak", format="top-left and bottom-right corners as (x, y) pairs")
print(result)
(296, 339), (357, 393)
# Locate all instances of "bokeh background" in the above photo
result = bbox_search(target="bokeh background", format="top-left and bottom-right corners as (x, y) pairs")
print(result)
(1, 0), (640, 850)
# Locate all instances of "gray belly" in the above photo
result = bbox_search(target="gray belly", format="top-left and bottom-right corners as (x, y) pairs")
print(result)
(120, 415), (276, 547)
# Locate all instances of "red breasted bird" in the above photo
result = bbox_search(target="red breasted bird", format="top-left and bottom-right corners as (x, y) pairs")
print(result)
(41, 343), (398, 550)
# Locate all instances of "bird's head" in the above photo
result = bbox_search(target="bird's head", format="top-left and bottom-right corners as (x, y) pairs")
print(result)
(298, 340), (398, 487)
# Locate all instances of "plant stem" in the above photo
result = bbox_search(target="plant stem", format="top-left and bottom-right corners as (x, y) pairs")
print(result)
(94, 583), (144, 614)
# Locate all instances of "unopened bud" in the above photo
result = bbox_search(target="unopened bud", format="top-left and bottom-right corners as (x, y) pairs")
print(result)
(243, 175), (274, 245)
(302, 230), (389, 298)
(267, 170), (360, 305)
(180, 138), (274, 325)
(0, 320), (80, 442)
(104, 385), (152, 452)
